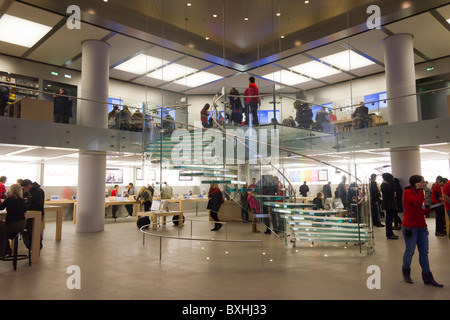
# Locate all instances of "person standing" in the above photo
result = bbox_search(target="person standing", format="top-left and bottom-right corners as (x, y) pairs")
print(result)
(381, 173), (398, 239)
(229, 88), (243, 125)
(0, 176), (7, 201)
(322, 181), (332, 202)
(401, 175), (443, 287)
(239, 184), (250, 222)
(201, 103), (210, 128)
(124, 182), (136, 218)
(369, 174), (384, 227)
(244, 76), (260, 126)
(393, 178), (403, 230)
(208, 184), (224, 231)
(247, 191), (261, 233)
(442, 178), (450, 239)
(110, 185), (120, 219)
(0, 184), (26, 257)
(137, 185), (153, 212)
(431, 176), (446, 236)
(338, 176), (348, 209)
(315, 106), (330, 133)
(53, 88), (72, 124)
(299, 181), (309, 197)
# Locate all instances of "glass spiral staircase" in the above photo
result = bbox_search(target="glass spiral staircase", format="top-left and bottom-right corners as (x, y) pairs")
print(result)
(140, 88), (375, 252)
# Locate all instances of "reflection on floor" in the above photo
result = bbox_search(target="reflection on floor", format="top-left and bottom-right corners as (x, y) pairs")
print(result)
(1, 211), (449, 300)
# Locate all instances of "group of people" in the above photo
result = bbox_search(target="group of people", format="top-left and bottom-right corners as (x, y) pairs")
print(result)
(0, 176), (45, 258)
(108, 105), (145, 132)
(201, 77), (261, 128)
(369, 172), (450, 287)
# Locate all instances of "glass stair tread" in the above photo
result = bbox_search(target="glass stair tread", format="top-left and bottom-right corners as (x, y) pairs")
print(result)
(180, 172), (238, 178)
(292, 231), (370, 239)
(170, 166), (229, 171)
(285, 219), (368, 228)
(264, 202), (316, 208)
(254, 195), (290, 200)
(291, 226), (370, 234)
(292, 236), (370, 243)
(274, 208), (335, 216)
(201, 180), (246, 185)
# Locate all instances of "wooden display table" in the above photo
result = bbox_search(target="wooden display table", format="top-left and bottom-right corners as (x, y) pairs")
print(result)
(137, 210), (184, 230)
(7, 98), (53, 122)
(70, 198), (141, 223)
(43, 205), (63, 241)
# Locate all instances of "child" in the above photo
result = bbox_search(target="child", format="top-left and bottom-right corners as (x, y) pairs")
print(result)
(313, 192), (324, 210)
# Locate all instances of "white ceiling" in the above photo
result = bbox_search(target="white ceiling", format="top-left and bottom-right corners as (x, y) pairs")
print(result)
(0, 1), (448, 95)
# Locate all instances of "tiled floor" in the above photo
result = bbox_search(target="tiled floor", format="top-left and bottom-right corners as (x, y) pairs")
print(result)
(1, 211), (449, 300)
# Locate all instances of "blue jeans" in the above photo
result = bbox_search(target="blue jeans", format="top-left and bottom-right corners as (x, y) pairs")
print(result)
(402, 227), (430, 273)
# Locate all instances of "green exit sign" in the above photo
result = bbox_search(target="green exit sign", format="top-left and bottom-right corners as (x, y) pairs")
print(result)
(51, 71), (58, 76)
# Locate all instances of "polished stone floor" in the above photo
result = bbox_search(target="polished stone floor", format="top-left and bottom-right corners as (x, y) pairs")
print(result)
(1, 211), (449, 301)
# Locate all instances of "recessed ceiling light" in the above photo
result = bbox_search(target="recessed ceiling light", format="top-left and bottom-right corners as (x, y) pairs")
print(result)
(262, 70), (310, 86)
(290, 61), (341, 79)
(114, 54), (168, 75)
(0, 14), (52, 48)
(320, 50), (375, 71)
(213, 14), (218, 18)
(174, 71), (222, 87)
(187, 3), (192, 6)
(276, 12), (281, 16)
(205, 37), (210, 40)
(146, 63), (197, 82)
(244, 17), (249, 21)
(305, 0), (309, 3)
(280, 35), (285, 39)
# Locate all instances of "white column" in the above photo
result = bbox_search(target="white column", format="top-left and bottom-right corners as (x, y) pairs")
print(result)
(76, 40), (110, 233)
(383, 34), (421, 187)
(383, 34), (418, 125)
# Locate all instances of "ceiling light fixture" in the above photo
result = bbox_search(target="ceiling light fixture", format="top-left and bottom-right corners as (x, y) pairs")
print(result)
(213, 14), (218, 18)
(114, 54), (168, 75)
(320, 50), (375, 71)
(290, 61), (341, 79)
(244, 17), (249, 21)
(262, 70), (310, 86)
(147, 63), (197, 82)
(0, 14), (53, 48)
(187, 3), (192, 6)
(174, 71), (222, 87)
(205, 37), (210, 40)
(276, 12), (281, 16)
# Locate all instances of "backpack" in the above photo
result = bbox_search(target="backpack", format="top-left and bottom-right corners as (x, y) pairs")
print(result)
(137, 216), (150, 229)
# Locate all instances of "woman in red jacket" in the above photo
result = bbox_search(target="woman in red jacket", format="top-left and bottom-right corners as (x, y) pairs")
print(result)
(402, 175), (443, 287)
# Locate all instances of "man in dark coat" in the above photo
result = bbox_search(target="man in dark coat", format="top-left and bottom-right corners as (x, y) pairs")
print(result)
(53, 88), (73, 123)
(20, 179), (45, 249)
(380, 173), (398, 239)
(370, 174), (384, 227)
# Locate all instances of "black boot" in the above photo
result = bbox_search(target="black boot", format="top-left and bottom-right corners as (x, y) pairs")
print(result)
(402, 268), (413, 284)
(422, 272), (444, 287)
